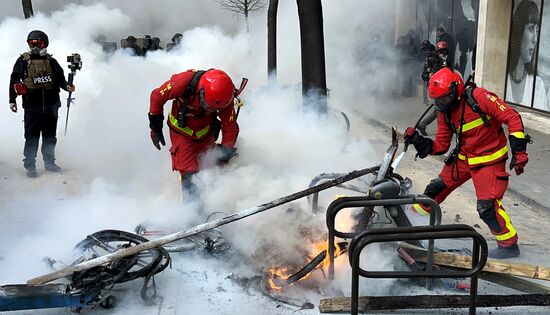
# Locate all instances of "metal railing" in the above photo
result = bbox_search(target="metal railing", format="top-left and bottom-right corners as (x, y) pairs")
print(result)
(348, 224), (488, 315)
(326, 195), (443, 285)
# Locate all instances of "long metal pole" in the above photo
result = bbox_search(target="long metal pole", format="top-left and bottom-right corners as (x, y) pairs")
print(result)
(27, 165), (380, 285)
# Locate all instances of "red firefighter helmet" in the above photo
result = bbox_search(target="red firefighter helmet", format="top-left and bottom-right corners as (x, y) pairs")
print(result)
(435, 40), (448, 52)
(197, 69), (235, 112)
(428, 68), (464, 112)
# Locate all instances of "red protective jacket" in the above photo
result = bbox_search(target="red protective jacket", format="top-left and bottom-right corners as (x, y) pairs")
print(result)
(431, 87), (525, 167)
(149, 70), (239, 147)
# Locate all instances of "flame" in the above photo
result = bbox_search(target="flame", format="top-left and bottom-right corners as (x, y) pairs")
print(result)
(265, 240), (345, 291)
(312, 240), (343, 268)
(266, 266), (293, 291)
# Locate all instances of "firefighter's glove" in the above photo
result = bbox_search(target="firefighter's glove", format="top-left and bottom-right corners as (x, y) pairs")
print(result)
(13, 83), (28, 95)
(403, 127), (433, 159)
(508, 134), (531, 175)
(217, 144), (237, 164)
(510, 151), (528, 175)
(148, 113), (165, 150)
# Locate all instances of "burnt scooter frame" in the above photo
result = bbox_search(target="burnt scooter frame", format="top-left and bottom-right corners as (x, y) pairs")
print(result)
(307, 128), (442, 289)
(326, 195), (442, 284)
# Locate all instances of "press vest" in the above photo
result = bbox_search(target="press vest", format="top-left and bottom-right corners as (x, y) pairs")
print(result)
(21, 52), (55, 90)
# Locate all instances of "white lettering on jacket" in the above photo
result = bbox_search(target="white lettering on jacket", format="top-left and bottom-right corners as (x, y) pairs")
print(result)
(33, 75), (52, 84)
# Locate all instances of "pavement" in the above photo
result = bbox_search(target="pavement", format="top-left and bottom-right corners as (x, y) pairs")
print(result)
(361, 89), (550, 214)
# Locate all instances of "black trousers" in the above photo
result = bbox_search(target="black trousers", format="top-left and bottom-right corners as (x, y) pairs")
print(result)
(23, 103), (60, 168)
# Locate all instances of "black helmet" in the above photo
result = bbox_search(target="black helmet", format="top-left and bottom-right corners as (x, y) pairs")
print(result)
(172, 33), (183, 43)
(27, 30), (49, 48)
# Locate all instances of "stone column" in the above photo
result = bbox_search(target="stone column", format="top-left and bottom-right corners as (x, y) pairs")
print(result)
(476, 0), (513, 96)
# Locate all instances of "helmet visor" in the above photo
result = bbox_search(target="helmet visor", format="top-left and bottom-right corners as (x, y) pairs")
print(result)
(28, 39), (46, 48)
(434, 94), (454, 112)
(198, 87), (216, 114)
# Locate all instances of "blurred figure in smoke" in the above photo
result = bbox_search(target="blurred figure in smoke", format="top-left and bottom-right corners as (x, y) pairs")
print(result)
(404, 68), (530, 259)
(150, 37), (163, 51)
(142, 35), (152, 55)
(167, 33), (183, 52)
(122, 35), (139, 56)
(9, 30), (75, 178)
(361, 33), (388, 96)
(148, 69), (239, 210)
(418, 40), (452, 135)
(420, 39), (436, 106)
(395, 29), (417, 97)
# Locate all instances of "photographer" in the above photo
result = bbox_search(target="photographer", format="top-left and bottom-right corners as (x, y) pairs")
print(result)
(9, 30), (75, 178)
(418, 40), (451, 135)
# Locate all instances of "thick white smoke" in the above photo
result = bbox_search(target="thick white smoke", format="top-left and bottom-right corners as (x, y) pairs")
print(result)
(0, 1), (401, 311)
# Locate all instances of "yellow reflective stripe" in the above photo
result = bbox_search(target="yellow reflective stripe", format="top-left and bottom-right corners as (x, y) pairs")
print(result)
(460, 116), (491, 133)
(195, 125), (210, 138)
(412, 204), (430, 216)
(467, 146), (508, 165)
(458, 153), (466, 160)
(168, 113), (211, 138)
(510, 131), (525, 139)
(168, 113), (193, 136)
(494, 199), (517, 241)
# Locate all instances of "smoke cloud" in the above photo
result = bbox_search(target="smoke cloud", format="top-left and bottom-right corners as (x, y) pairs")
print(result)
(0, 0), (401, 310)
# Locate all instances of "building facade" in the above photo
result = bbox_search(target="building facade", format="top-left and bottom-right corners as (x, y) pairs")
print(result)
(399, 0), (550, 113)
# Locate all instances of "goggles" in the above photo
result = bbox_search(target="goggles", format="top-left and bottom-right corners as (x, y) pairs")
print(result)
(28, 39), (46, 48)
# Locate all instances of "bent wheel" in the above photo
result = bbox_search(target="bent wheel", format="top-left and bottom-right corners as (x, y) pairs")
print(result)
(72, 230), (170, 288)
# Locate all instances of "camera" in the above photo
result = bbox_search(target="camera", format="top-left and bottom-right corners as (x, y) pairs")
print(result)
(67, 53), (82, 72)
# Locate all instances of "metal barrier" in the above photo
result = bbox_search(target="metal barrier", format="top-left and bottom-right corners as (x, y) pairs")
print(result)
(348, 224), (488, 315)
(326, 195), (443, 284)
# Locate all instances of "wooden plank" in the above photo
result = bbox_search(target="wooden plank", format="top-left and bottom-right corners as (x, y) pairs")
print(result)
(397, 243), (550, 293)
(479, 272), (550, 294)
(406, 248), (550, 281)
(319, 294), (550, 313)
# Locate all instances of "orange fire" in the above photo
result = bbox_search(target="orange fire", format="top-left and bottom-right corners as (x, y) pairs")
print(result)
(265, 240), (345, 291)
(313, 240), (343, 268)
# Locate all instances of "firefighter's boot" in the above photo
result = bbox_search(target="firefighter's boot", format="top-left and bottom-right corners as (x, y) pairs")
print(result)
(489, 243), (520, 259)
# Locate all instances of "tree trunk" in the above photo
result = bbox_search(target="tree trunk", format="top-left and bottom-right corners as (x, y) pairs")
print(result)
(245, 12), (250, 34)
(296, 0), (327, 113)
(267, 0), (279, 79)
(22, 0), (34, 19)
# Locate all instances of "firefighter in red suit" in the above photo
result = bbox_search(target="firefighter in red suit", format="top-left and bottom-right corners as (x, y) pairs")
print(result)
(148, 69), (239, 203)
(404, 67), (530, 259)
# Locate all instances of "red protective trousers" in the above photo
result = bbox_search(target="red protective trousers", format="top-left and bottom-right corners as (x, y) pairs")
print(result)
(169, 129), (215, 175)
(415, 159), (518, 247)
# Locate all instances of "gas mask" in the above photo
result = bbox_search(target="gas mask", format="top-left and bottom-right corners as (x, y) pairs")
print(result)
(28, 45), (48, 56)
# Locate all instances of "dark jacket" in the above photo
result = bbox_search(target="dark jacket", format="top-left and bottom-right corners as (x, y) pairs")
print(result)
(9, 53), (70, 111)
(422, 52), (450, 82)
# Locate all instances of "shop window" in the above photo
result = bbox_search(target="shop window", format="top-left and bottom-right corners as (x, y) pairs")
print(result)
(505, 0), (549, 111)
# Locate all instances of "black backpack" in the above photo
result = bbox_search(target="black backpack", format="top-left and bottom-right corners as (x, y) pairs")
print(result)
(462, 83), (490, 126)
